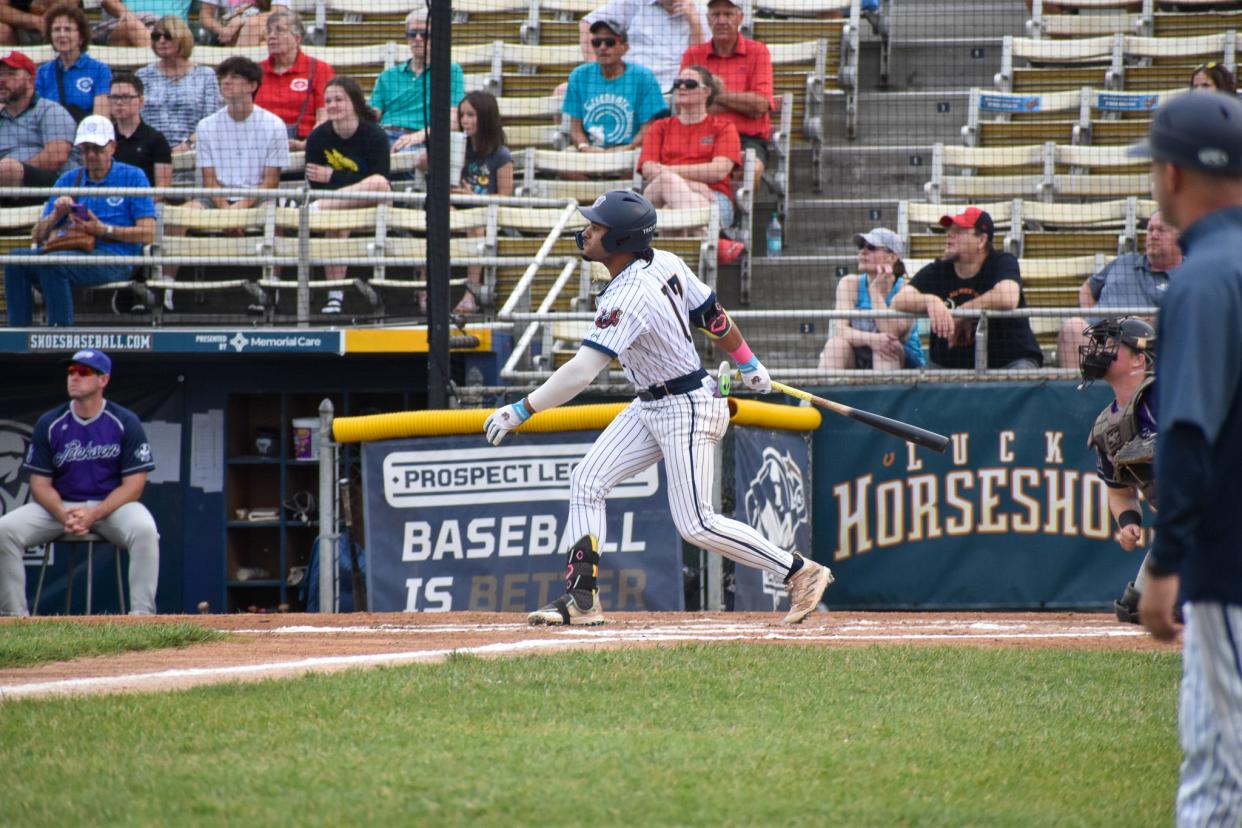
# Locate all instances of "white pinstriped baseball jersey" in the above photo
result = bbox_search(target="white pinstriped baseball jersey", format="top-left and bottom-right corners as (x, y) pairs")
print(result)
(581, 249), (713, 389)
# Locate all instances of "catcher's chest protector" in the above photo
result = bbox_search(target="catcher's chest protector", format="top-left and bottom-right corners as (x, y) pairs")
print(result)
(1089, 377), (1158, 507)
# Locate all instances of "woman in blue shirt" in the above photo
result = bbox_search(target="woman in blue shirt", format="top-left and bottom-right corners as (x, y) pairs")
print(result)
(818, 227), (926, 372)
(36, 4), (111, 123)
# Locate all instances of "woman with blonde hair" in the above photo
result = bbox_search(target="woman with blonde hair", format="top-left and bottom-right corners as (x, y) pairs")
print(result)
(136, 16), (223, 154)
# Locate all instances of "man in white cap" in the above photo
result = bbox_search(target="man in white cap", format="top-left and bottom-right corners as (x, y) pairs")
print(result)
(4, 113), (155, 326)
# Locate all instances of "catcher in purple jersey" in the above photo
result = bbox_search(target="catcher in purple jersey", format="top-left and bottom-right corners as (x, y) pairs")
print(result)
(0, 349), (160, 615)
(483, 190), (833, 627)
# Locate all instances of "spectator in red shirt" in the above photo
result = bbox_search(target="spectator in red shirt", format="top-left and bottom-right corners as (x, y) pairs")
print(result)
(680, 0), (772, 190)
(255, 8), (332, 152)
(638, 65), (740, 245)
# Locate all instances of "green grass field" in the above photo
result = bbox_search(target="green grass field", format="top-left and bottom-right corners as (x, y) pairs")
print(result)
(0, 620), (223, 668)
(0, 642), (1180, 827)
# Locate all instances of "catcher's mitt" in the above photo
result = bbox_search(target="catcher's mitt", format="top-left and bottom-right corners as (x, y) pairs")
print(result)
(1114, 434), (1156, 485)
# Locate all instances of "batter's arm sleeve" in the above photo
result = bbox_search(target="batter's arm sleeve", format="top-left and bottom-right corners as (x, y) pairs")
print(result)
(526, 347), (613, 412)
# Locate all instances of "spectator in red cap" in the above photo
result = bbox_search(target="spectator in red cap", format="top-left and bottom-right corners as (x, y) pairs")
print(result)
(0, 50), (76, 188)
(891, 206), (1044, 370)
(680, 0), (772, 190)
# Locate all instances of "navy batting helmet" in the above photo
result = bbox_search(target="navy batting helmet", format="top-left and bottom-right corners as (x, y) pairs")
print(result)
(575, 190), (657, 255)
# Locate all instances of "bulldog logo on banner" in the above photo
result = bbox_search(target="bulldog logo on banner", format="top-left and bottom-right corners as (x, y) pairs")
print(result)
(732, 429), (813, 612)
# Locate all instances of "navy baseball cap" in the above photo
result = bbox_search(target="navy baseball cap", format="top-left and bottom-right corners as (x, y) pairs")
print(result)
(588, 19), (626, 38)
(1128, 90), (1242, 174)
(61, 349), (112, 374)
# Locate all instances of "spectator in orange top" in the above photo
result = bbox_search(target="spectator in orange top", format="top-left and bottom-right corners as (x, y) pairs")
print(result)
(638, 66), (740, 254)
(680, 0), (772, 190)
(255, 8), (332, 152)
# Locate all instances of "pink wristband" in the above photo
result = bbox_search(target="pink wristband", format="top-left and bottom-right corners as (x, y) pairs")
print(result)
(729, 342), (755, 365)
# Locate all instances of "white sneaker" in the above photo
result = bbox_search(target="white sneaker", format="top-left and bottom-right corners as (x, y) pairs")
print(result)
(321, 290), (344, 314)
(782, 557), (834, 625)
(162, 289), (174, 311)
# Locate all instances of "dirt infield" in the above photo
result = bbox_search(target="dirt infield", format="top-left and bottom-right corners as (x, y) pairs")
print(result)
(0, 611), (1176, 700)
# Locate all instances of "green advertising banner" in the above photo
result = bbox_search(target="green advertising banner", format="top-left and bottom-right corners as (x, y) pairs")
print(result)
(812, 381), (1150, 609)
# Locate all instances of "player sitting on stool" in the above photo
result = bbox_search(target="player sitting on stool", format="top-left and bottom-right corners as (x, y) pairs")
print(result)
(1079, 317), (1164, 624)
(483, 189), (833, 627)
(0, 349), (160, 616)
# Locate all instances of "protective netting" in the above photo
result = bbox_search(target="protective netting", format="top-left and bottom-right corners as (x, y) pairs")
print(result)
(2, 0), (1233, 381)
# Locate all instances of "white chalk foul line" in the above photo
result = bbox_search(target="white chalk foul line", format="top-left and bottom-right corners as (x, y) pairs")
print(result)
(0, 624), (1147, 700)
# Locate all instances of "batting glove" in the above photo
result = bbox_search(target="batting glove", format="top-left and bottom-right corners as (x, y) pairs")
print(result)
(737, 356), (772, 394)
(484, 399), (533, 445)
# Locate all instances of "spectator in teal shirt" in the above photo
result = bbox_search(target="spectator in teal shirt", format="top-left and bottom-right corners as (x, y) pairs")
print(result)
(369, 6), (464, 167)
(564, 19), (667, 151)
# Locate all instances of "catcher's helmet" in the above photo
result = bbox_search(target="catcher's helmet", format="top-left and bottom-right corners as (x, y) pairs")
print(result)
(1078, 317), (1156, 385)
(575, 190), (658, 256)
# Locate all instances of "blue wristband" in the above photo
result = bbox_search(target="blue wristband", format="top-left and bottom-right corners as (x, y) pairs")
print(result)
(512, 399), (532, 421)
(738, 356), (760, 373)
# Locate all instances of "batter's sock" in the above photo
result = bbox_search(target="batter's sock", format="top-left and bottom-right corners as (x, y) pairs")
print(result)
(565, 534), (600, 593)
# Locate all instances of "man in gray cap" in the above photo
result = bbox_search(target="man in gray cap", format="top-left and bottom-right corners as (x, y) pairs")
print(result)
(1132, 90), (1242, 826)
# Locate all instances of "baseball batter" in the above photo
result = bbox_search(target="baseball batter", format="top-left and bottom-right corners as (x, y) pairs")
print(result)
(1133, 91), (1242, 825)
(484, 190), (833, 626)
(1079, 317), (1161, 624)
(0, 349), (160, 616)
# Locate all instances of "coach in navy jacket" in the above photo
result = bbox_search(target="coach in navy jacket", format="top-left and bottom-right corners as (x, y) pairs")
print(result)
(0, 349), (160, 615)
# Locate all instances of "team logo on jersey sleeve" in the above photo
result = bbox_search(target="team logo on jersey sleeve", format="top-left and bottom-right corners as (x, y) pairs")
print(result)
(136, 442), (153, 464)
(594, 308), (623, 328)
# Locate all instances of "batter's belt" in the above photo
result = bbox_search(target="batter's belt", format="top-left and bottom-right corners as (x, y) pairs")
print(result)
(637, 368), (709, 401)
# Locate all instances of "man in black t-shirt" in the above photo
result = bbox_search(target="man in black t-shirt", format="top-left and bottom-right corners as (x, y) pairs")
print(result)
(109, 72), (170, 192)
(891, 206), (1044, 370)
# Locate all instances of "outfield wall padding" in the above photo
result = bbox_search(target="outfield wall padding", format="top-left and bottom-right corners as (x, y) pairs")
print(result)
(333, 398), (820, 443)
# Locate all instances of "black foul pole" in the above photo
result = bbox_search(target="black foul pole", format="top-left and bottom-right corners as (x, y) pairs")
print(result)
(425, 0), (452, 409)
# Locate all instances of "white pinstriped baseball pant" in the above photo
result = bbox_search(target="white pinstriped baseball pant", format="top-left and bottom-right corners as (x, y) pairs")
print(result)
(567, 386), (797, 579)
(1177, 602), (1242, 827)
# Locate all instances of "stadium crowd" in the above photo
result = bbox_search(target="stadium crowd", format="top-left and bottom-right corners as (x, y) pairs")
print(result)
(0, 0), (781, 325)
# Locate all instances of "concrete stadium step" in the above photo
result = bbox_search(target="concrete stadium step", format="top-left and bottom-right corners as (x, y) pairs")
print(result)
(745, 257), (841, 309)
(866, 38), (1004, 92)
(871, 1), (1026, 41)
(823, 89), (973, 149)
(784, 198), (906, 253)
(821, 144), (934, 199)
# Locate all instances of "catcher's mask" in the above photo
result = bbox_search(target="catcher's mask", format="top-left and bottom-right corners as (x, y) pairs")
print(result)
(1078, 317), (1156, 387)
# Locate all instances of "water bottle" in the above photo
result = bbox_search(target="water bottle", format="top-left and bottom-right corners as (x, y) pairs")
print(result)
(766, 212), (783, 258)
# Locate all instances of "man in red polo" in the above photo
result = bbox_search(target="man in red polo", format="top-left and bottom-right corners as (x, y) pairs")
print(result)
(680, 0), (773, 187)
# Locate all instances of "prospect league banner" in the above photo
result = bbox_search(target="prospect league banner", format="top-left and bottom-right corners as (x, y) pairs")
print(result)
(362, 432), (684, 613)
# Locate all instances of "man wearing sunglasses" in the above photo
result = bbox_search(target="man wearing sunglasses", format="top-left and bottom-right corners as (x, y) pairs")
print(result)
(370, 8), (464, 156)
(0, 349), (160, 616)
(680, 0), (773, 189)
(580, 0), (708, 93)
(564, 19), (667, 153)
